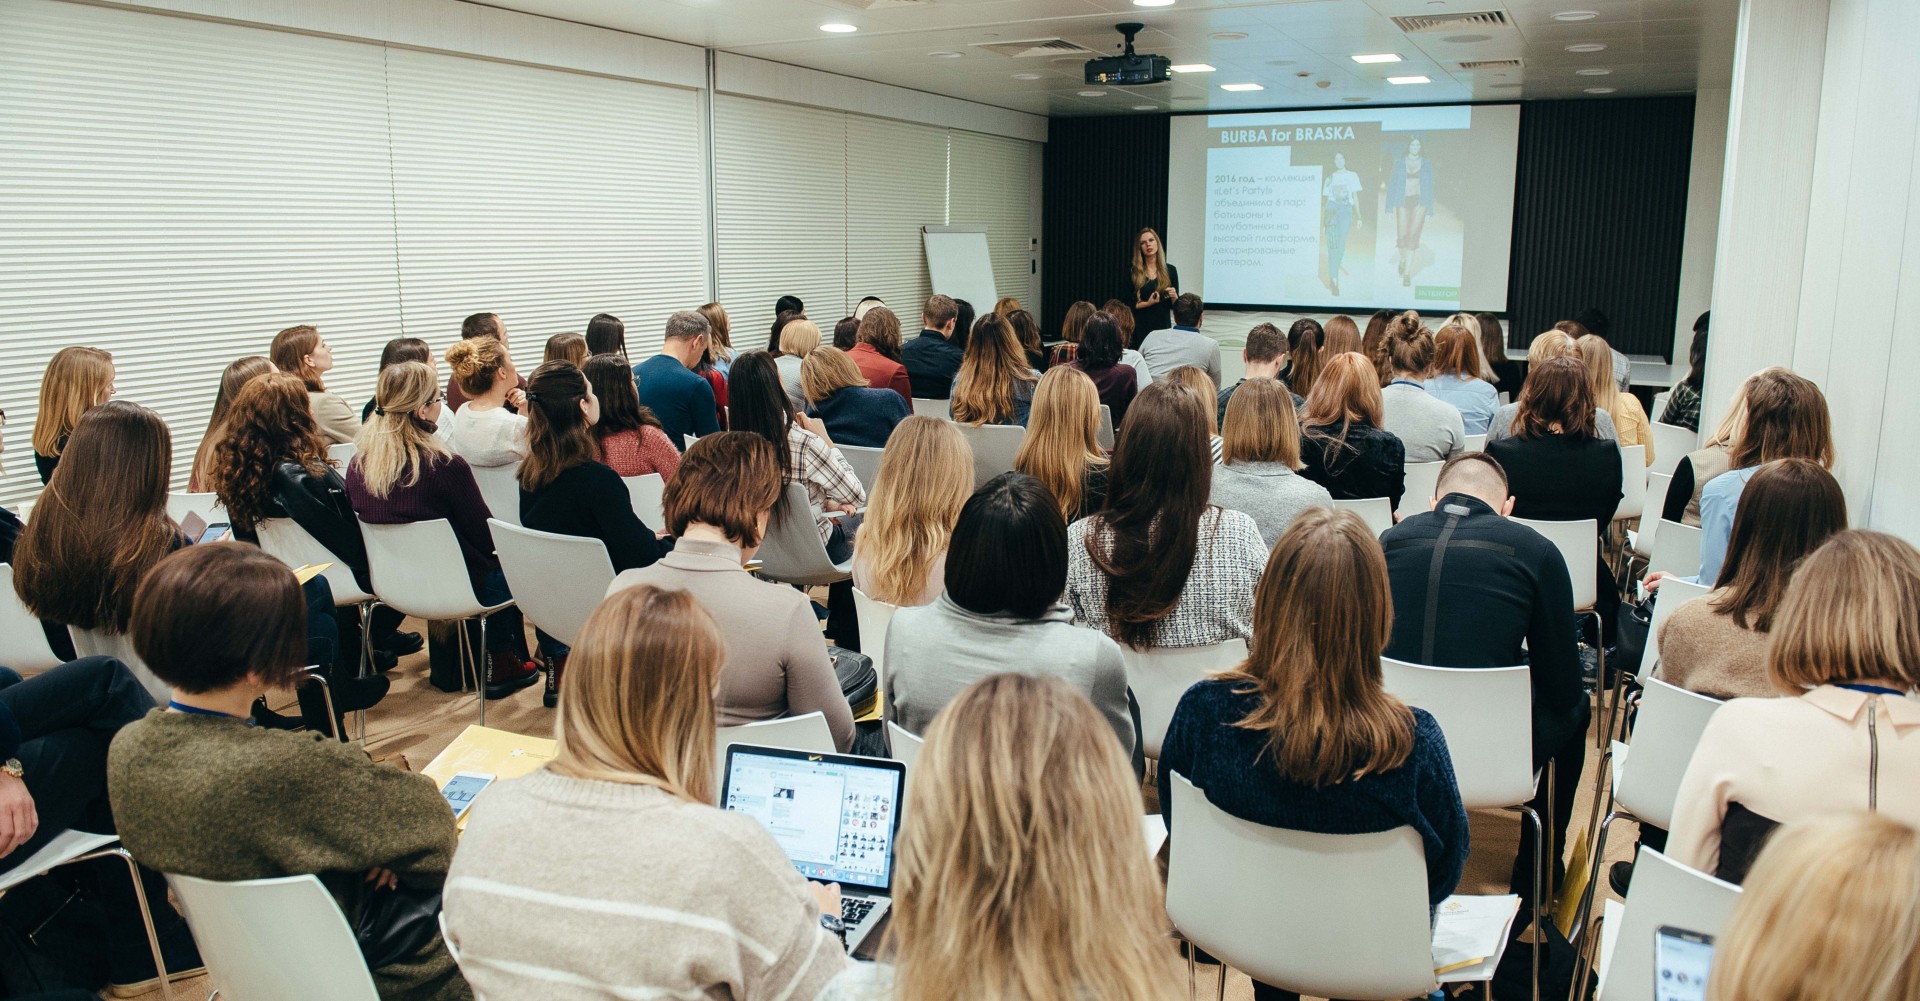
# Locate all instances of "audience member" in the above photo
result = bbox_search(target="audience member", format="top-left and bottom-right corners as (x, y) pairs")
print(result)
(1422, 322), (1499, 435)
(848, 307), (912, 404)
(1569, 309), (1630, 390)
(949, 297), (977, 355)
(1661, 379), (1747, 525)
(850, 417), (971, 608)
(852, 295), (883, 320)
(1378, 312), (1465, 463)
(1006, 307), (1047, 372)
(1067, 381), (1264, 649)
(887, 475), (1131, 752)
(1323, 313), (1363, 356)
(583, 352), (680, 479)
(1486, 331), (1618, 444)
(1048, 300), (1096, 369)
(542, 332), (587, 367)
(1661, 312), (1708, 431)
(1580, 334), (1652, 466)
(188, 354), (273, 491)
(992, 295), (1021, 317)
(270, 325), (360, 445)
(584, 311), (626, 357)
(1099, 300), (1155, 391)
(31, 345), (115, 483)
(634, 310), (723, 451)
(1359, 308), (1392, 371)
(1015, 367), (1111, 523)
(1657, 459), (1846, 700)
(698, 301), (736, 375)
(775, 316), (822, 411)
(801, 346), (910, 447)
(949, 312), (1038, 426)
(831, 314), (860, 351)
(1159, 507), (1468, 1001)
(1475, 312), (1523, 390)
(1165, 364), (1226, 463)
(607, 434), (854, 751)
(1065, 312), (1139, 429)
(444, 312), (526, 413)
(108, 543), (470, 1001)
(1216, 323), (1303, 429)
(1211, 380), (1331, 546)
(361, 337), (432, 422)
(1668, 530), (1920, 885)
(1298, 352), (1407, 508)
(767, 307), (805, 354)
(442, 334), (528, 468)
(691, 309), (731, 432)
(1281, 318), (1324, 400)
(1140, 293), (1222, 389)
(1689, 367), (1833, 584)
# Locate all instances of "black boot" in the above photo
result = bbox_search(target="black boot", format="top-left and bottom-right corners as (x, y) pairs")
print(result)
(543, 652), (567, 709)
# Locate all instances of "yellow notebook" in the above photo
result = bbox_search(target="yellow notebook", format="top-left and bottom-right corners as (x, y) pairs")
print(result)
(291, 562), (333, 585)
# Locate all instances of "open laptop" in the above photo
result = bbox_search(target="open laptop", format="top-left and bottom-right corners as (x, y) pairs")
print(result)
(720, 745), (905, 953)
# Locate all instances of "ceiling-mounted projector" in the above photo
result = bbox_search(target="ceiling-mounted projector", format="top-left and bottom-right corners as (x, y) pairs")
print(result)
(1085, 22), (1170, 86)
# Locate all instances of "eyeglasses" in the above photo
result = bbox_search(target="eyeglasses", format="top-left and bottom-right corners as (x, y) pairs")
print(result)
(426, 394), (445, 406)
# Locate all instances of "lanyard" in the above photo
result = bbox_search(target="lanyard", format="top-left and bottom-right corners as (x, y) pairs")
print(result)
(167, 700), (256, 726)
(1837, 683), (1909, 698)
(1390, 380), (1426, 390)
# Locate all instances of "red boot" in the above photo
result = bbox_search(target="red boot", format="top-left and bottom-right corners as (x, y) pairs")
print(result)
(485, 649), (539, 699)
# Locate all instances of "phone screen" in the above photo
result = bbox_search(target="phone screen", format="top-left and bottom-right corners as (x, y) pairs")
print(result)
(440, 774), (494, 818)
(1655, 926), (1714, 1001)
(197, 522), (233, 544)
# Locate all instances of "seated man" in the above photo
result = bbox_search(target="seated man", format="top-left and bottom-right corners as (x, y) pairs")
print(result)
(901, 294), (965, 400)
(1378, 452), (1590, 905)
(1215, 322), (1304, 429)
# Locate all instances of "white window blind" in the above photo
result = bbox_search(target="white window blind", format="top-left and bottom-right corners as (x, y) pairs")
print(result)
(846, 117), (947, 319)
(949, 130), (1043, 309)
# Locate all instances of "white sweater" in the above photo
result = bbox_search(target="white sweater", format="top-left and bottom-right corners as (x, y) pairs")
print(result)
(444, 403), (528, 469)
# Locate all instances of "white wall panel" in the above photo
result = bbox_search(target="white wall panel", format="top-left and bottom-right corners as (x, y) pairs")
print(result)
(846, 117), (947, 320)
(950, 130), (1043, 310)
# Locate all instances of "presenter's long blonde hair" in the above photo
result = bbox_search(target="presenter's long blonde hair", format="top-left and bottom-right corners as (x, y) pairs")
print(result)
(853, 417), (973, 606)
(1015, 366), (1109, 522)
(1707, 812), (1920, 1001)
(353, 361), (448, 499)
(551, 585), (723, 804)
(890, 674), (1178, 1001)
(1130, 226), (1173, 294)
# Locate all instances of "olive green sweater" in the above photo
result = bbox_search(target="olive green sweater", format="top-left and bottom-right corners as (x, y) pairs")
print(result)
(106, 710), (470, 1001)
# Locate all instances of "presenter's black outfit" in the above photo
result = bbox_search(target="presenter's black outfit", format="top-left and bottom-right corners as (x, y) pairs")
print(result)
(1127, 264), (1178, 346)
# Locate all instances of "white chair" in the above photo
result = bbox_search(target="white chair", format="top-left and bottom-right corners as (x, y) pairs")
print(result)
(359, 519), (514, 725)
(327, 442), (357, 466)
(1462, 433), (1487, 453)
(1497, 391), (1511, 405)
(887, 720), (922, 770)
(621, 473), (667, 530)
(682, 433), (699, 450)
(836, 444), (885, 490)
(1097, 404), (1115, 451)
(1646, 521), (1702, 579)
(489, 521), (615, 648)
(68, 627), (169, 704)
(851, 588), (899, 709)
(1614, 445), (1647, 523)
(1629, 473), (1674, 560)
(910, 397), (948, 419)
(715, 712), (836, 787)
(0, 564), (64, 672)
(1649, 423), (1694, 477)
(1398, 461), (1445, 518)
(1635, 579), (1712, 682)
(1511, 517), (1607, 745)
(1587, 849), (1740, 1001)
(165, 491), (224, 525)
(1332, 497), (1393, 537)
(169, 872), (379, 1001)
(0, 831), (175, 1001)
(1165, 773), (1441, 1001)
(1649, 391), (1671, 424)
(254, 517), (381, 739)
(466, 463), (521, 526)
(952, 423), (1027, 489)
(1122, 639), (1247, 759)
(754, 483), (852, 587)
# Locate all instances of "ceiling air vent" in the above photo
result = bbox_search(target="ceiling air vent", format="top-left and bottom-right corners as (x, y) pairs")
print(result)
(820, 0), (932, 10)
(972, 38), (1103, 59)
(1390, 10), (1511, 32)
(1458, 58), (1524, 70)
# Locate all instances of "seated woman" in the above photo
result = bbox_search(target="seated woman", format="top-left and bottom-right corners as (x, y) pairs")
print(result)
(583, 352), (681, 479)
(1669, 530), (1920, 885)
(362, 337), (432, 422)
(1421, 322), (1499, 436)
(1282, 318), (1323, 399)
(1047, 300), (1095, 370)
(106, 543), (470, 1001)
(445, 584), (847, 1000)
(1486, 331), (1619, 444)
(1579, 334), (1652, 466)
(1687, 367), (1833, 584)
(1067, 380), (1266, 650)
(1661, 379), (1747, 526)
(1297, 352), (1407, 508)
(1159, 508), (1470, 1001)
(948, 313), (1039, 427)
(442, 334), (527, 468)
(886, 472), (1131, 753)
(607, 433), (854, 752)
(1006, 307), (1048, 373)
(1015, 367), (1112, 524)
(188, 355), (273, 491)
(846, 309), (911, 405)
(801, 346), (910, 448)
(543, 331), (587, 367)
(850, 417), (971, 608)
(1099, 301), (1156, 391)
(1657, 459), (1847, 700)
(1064, 313), (1139, 429)
(1378, 314), (1465, 463)
(1164, 364), (1226, 463)
(31, 345), (115, 484)
(821, 675), (1176, 1001)
(1210, 380), (1332, 547)
(347, 361), (537, 697)
(271, 324), (361, 445)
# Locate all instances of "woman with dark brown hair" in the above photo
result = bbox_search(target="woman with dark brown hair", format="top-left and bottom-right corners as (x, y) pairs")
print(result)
(1282, 318), (1324, 399)
(1066, 380), (1266, 651)
(1065, 313), (1140, 429)
(1360, 308), (1393, 373)
(1378, 312), (1465, 462)
(1100, 299), (1154, 391)
(847, 307), (911, 404)
(586, 312), (627, 357)
(270, 324), (359, 444)
(1475, 312), (1523, 389)
(1298, 352), (1407, 508)
(189, 355), (274, 491)
(1006, 307), (1048, 372)
(583, 353), (680, 479)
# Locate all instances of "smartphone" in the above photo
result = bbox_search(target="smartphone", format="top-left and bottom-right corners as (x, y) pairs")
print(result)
(439, 771), (496, 819)
(197, 522), (233, 544)
(1654, 925), (1714, 1001)
(178, 510), (232, 544)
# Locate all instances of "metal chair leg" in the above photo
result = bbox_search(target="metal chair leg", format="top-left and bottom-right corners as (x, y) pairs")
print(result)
(301, 670), (340, 741)
(1185, 940), (1196, 1000)
(1519, 804), (1546, 1001)
(79, 847), (175, 1001)
(1588, 611), (1610, 750)
(477, 615), (489, 727)
(1214, 961), (1226, 1001)
(1567, 811), (1623, 1001)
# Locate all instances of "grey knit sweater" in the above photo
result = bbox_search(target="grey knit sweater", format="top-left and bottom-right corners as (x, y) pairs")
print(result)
(1208, 461), (1334, 548)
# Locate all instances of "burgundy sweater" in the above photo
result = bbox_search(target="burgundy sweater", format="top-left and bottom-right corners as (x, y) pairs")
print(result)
(345, 452), (499, 593)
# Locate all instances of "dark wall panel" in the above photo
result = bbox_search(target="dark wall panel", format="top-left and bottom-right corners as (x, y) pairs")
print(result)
(1040, 115), (1168, 335)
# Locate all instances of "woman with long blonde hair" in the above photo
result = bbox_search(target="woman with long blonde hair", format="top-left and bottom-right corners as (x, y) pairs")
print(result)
(1706, 813), (1920, 1001)
(1015, 366), (1110, 522)
(1578, 334), (1652, 464)
(31, 345), (115, 484)
(1159, 508), (1468, 1001)
(1127, 226), (1179, 343)
(950, 312), (1039, 426)
(188, 355), (273, 491)
(823, 673), (1176, 1001)
(446, 584), (850, 1001)
(697, 301), (735, 373)
(852, 417), (973, 608)
(1298, 352), (1406, 507)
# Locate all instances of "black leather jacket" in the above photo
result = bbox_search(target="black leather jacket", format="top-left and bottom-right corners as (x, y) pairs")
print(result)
(238, 462), (373, 593)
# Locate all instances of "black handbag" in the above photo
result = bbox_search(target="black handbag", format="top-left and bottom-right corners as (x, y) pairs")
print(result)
(354, 883), (444, 971)
(829, 646), (877, 716)
(1613, 595), (1655, 683)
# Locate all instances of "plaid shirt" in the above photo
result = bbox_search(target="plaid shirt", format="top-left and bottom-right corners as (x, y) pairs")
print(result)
(1066, 507), (1268, 649)
(1660, 382), (1701, 433)
(787, 424), (866, 545)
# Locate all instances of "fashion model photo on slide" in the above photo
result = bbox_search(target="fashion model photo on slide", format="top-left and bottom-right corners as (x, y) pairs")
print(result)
(1321, 151), (1363, 297)
(1385, 136), (1434, 287)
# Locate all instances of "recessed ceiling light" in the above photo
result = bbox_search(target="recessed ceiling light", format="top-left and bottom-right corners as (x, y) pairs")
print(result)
(1220, 82), (1264, 92)
(1133, 104), (1158, 110)
(1011, 72), (1042, 80)
(1584, 86), (1616, 94)
(928, 50), (962, 59)
(819, 22), (857, 33)
(1133, 0), (1175, 6)
(1387, 75), (1432, 85)
(1575, 67), (1613, 76)
(1170, 64), (1216, 73)
(1443, 34), (1492, 43)
(1351, 53), (1402, 64)
(1552, 10), (1599, 21)
(1078, 89), (1108, 97)
(1210, 31), (1248, 41)
(1565, 42), (1608, 53)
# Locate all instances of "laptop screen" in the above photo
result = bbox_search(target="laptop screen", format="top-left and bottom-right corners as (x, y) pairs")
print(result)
(722, 746), (904, 893)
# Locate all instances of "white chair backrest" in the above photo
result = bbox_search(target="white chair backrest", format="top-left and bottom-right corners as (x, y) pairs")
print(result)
(1615, 445), (1647, 521)
(1165, 774), (1437, 999)
(1462, 433), (1487, 453)
(1512, 518), (1599, 612)
(1123, 639), (1247, 759)
(1596, 849), (1741, 1001)
(952, 423), (1027, 489)
(1650, 391), (1671, 421)
(836, 444), (885, 490)
(1614, 679), (1723, 829)
(67, 627), (169, 703)
(851, 588), (899, 703)
(1331, 497), (1393, 537)
(169, 872), (380, 1001)
(165, 492), (224, 525)
(1649, 423), (1695, 477)
(1637, 579), (1713, 681)
(488, 520), (616, 648)
(1497, 391), (1511, 405)
(910, 397), (948, 419)
(1637, 473), (1674, 554)
(1398, 461), (1445, 519)
(887, 721), (922, 770)
(327, 442), (357, 466)
(753, 483), (851, 587)
(0, 565), (64, 673)
(1647, 521), (1702, 579)
(1097, 404), (1115, 451)
(715, 714), (836, 787)
(1379, 658), (1534, 809)
(358, 519), (492, 620)
(621, 474), (667, 530)
(255, 518), (372, 605)
(466, 462), (521, 526)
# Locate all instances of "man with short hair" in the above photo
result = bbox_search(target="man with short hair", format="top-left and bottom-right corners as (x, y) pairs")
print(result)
(901, 294), (966, 399)
(1379, 452), (1588, 906)
(634, 311), (721, 451)
(445, 312), (527, 413)
(1140, 293), (1223, 389)
(1215, 323), (1305, 428)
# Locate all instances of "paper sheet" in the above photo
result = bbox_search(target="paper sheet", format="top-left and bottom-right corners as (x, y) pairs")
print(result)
(422, 724), (557, 829)
(1142, 813), (1168, 858)
(1433, 893), (1521, 982)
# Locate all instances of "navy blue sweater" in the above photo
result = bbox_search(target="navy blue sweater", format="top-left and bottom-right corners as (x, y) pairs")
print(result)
(902, 330), (965, 399)
(1158, 678), (1470, 906)
(633, 354), (720, 452)
(808, 385), (911, 449)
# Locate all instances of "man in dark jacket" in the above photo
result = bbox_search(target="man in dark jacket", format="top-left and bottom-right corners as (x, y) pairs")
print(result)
(901, 294), (965, 399)
(1379, 451), (1589, 904)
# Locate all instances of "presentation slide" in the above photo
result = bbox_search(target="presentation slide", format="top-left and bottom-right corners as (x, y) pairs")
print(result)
(1167, 104), (1521, 312)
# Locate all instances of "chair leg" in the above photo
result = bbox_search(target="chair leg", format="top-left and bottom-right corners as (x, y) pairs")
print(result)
(79, 848), (174, 1001)
(1185, 940), (1196, 1000)
(1588, 611), (1609, 751)
(477, 615), (489, 728)
(1566, 811), (1623, 1001)
(1214, 962), (1227, 1001)
(302, 670), (341, 741)
(354, 599), (376, 747)
(1517, 803), (1545, 1001)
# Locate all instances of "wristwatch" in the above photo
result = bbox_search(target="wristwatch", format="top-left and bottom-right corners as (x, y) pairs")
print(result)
(818, 912), (847, 944)
(2, 759), (22, 779)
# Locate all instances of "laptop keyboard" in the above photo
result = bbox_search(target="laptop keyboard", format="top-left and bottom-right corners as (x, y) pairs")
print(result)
(841, 897), (877, 926)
